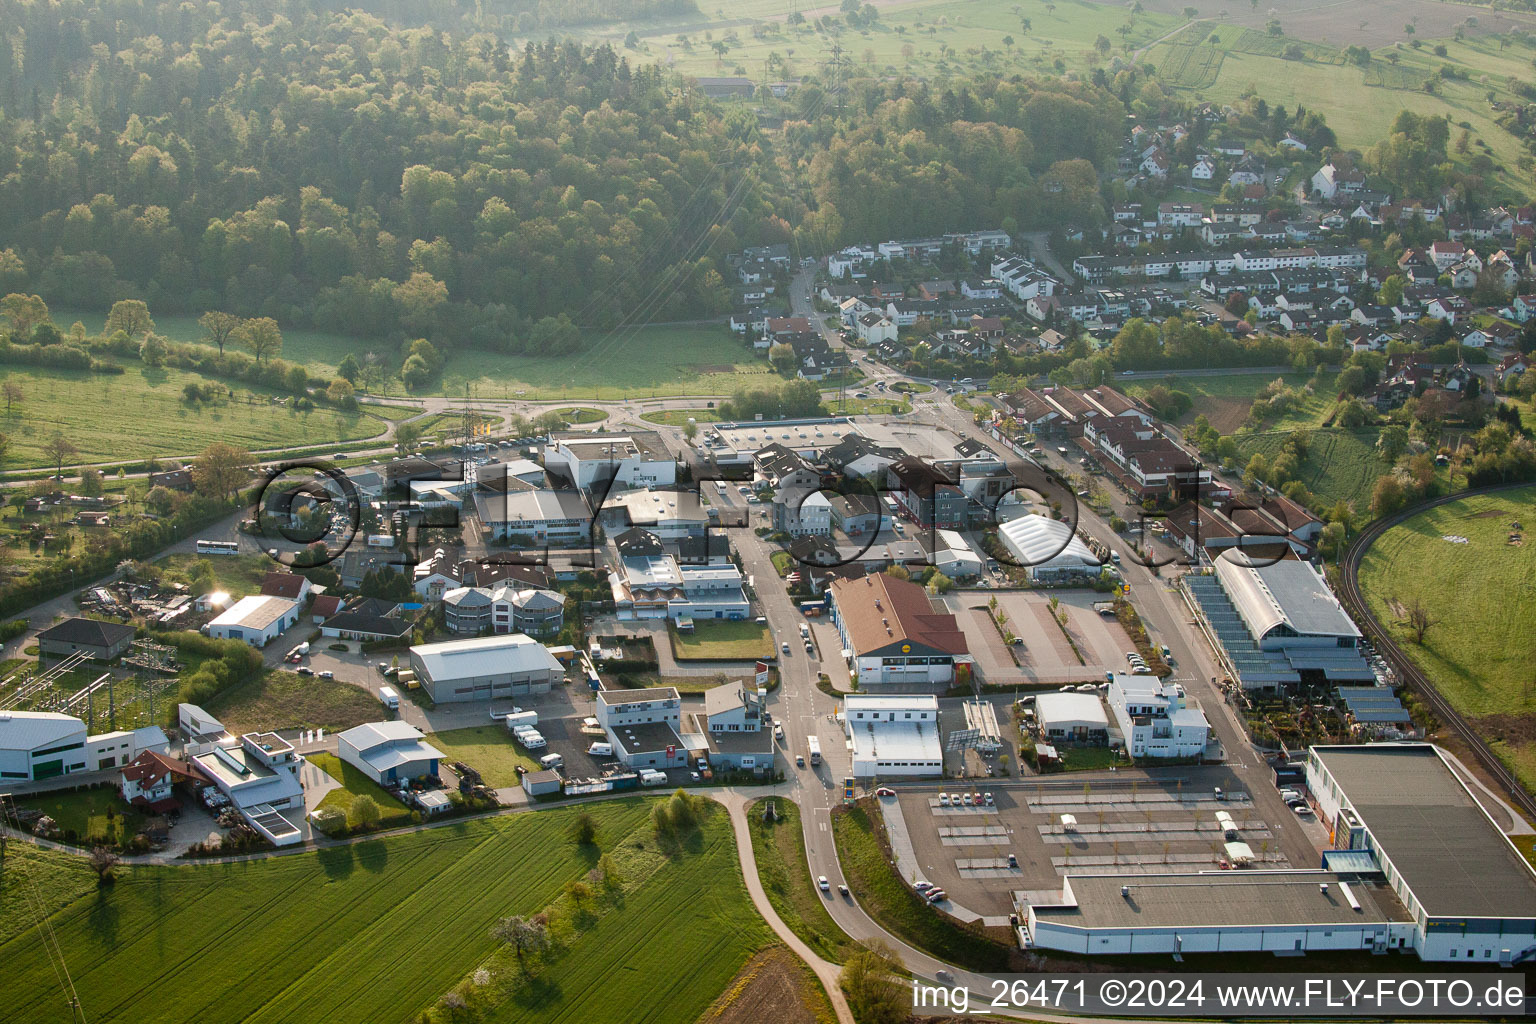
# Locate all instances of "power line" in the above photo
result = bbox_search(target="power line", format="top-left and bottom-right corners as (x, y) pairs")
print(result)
(1, 795), (87, 1022)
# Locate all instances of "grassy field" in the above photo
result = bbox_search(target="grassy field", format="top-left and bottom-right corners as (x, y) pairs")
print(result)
(0, 841), (99, 947)
(551, 406), (608, 424)
(309, 751), (415, 828)
(202, 670), (386, 733)
(0, 363), (389, 467)
(16, 785), (144, 842)
(640, 407), (723, 426)
(575, 0), (1184, 83)
(746, 798), (853, 963)
(428, 725), (541, 787)
(831, 801), (1012, 972)
(1149, 26), (1536, 199)
(0, 798), (768, 1024)
(158, 553), (274, 596)
(1231, 428), (1382, 512)
(670, 620), (774, 661)
(1124, 371), (1316, 432)
(1358, 487), (1536, 722)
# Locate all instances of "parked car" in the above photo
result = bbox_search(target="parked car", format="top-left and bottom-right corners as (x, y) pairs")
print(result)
(317, 670), (334, 679)
(926, 889), (947, 902)
(984, 792), (994, 805)
(915, 880), (933, 892)
(939, 792), (950, 806)
(961, 793), (972, 806)
(296, 667), (313, 676)
(875, 787), (895, 797)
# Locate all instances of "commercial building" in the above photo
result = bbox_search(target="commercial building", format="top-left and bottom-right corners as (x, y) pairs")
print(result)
(596, 685), (688, 769)
(610, 550), (749, 623)
(119, 750), (200, 813)
(0, 710), (167, 781)
(442, 585), (566, 637)
(1307, 744), (1536, 961)
(996, 514), (1103, 582)
(408, 634), (564, 704)
(1033, 692), (1110, 745)
(207, 595), (301, 647)
(842, 694), (943, 777)
(827, 574), (968, 689)
(35, 617), (137, 661)
(336, 721), (445, 785)
(1106, 673), (1210, 759)
(1184, 555), (1373, 690)
(1024, 742), (1536, 963)
(188, 733), (305, 846)
(690, 680), (774, 775)
(543, 431), (675, 491)
(473, 488), (592, 545)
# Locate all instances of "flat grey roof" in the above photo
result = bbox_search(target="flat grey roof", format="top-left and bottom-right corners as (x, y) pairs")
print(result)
(1315, 745), (1536, 919)
(611, 720), (685, 756)
(1035, 871), (1408, 930)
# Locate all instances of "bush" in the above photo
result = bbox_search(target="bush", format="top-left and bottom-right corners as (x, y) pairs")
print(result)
(347, 794), (382, 830)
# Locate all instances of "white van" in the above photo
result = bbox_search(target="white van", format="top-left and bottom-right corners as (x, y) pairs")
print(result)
(587, 741), (614, 757)
(539, 753), (563, 770)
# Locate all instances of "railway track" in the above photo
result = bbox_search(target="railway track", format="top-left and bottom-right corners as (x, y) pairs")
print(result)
(1336, 481), (1536, 823)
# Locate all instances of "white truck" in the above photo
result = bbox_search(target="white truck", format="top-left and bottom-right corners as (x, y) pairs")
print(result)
(807, 735), (822, 765)
(638, 769), (668, 787)
(377, 685), (400, 711)
(502, 710), (539, 732)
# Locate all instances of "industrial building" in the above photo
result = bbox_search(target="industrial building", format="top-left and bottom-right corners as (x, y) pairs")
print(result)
(1022, 742), (1536, 964)
(188, 732), (305, 846)
(688, 681), (774, 775)
(1184, 555), (1373, 689)
(596, 685), (687, 769)
(842, 693), (943, 777)
(408, 634), (564, 704)
(1106, 673), (1211, 759)
(827, 574), (968, 689)
(336, 721), (444, 785)
(35, 617), (137, 661)
(207, 595), (301, 647)
(543, 431), (675, 490)
(0, 710), (167, 781)
(996, 514), (1103, 582)
(1033, 692), (1110, 745)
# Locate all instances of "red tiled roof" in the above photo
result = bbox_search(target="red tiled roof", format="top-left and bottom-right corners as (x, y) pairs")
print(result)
(829, 574), (968, 657)
(261, 572), (307, 599)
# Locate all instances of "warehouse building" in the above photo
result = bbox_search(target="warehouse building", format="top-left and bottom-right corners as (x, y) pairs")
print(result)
(996, 514), (1103, 582)
(336, 721), (444, 785)
(0, 710), (167, 781)
(408, 634), (564, 704)
(842, 694), (943, 777)
(1184, 555), (1372, 690)
(207, 595), (301, 647)
(827, 574), (968, 689)
(1033, 692), (1110, 745)
(1023, 742), (1536, 963)
(36, 617), (137, 661)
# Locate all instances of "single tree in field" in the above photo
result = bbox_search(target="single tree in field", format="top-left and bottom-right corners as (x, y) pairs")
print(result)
(105, 299), (155, 338)
(41, 432), (78, 481)
(1, 377), (22, 413)
(191, 442), (255, 501)
(491, 914), (549, 966)
(237, 316), (283, 366)
(198, 311), (241, 356)
(347, 794), (381, 830)
(89, 846), (122, 884)
(570, 812), (598, 847)
(683, 420), (699, 443)
(1, 293), (49, 338)
(1405, 598), (1438, 644)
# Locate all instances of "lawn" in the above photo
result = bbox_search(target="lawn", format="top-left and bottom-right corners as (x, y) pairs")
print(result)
(746, 798), (853, 963)
(0, 841), (99, 947)
(159, 553), (274, 596)
(670, 620), (773, 661)
(202, 670), (386, 733)
(427, 725), (541, 787)
(1230, 428), (1383, 513)
(640, 407), (723, 426)
(0, 363), (388, 468)
(15, 785), (144, 844)
(308, 751), (415, 827)
(1357, 488), (1536, 784)
(0, 799), (768, 1024)
(825, 395), (912, 416)
(551, 406), (607, 424)
(830, 801), (1012, 972)
(1124, 371), (1315, 433)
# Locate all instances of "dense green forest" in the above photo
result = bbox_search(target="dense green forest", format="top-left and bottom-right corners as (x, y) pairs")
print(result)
(0, 0), (1127, 359)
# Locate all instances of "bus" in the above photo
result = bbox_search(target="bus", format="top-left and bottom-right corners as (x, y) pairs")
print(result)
(807, 735), (822, 765)
(195, 540), (240, 556)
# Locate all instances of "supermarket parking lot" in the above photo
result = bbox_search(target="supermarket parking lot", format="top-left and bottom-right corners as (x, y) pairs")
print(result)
(882, 766), (1312, 917)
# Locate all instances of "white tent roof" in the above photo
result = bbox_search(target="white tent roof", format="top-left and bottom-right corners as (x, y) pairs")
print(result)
(997, 514), (1100, 569)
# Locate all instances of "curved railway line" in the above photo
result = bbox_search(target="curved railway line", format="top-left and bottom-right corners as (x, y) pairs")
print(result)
(1335, 481), (1536, 823)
